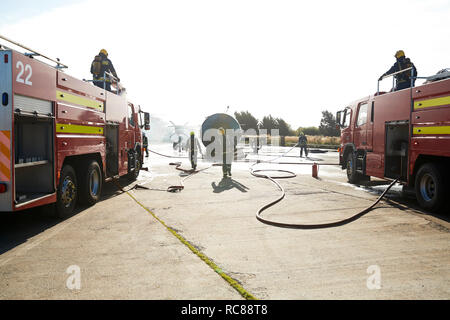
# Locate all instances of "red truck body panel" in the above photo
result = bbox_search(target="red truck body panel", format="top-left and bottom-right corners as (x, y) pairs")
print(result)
(339, 77), (450, 185)
(12, 51), (57, 102)
(0, 48), (144, 213)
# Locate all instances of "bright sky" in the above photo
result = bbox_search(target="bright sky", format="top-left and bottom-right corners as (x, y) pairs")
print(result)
(1, 0), (449, 129)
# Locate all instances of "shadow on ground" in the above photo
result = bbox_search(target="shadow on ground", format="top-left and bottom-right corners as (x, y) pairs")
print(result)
(0, 177), (135, 255)
(353, 180), (450, 223)
(211, 178), (250, 193)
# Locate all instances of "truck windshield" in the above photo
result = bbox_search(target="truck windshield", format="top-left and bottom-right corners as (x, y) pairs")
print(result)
(342, 108), (351, 128)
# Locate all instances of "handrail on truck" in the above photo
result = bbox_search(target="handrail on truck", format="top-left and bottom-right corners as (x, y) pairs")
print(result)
(377, 67), (414, 95)
(0, 34), (68, 70)
(84, 71), (125, 95)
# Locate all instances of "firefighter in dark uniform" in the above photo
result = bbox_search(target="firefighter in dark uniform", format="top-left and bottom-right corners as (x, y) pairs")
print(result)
(298, 132), (308, 158)
(142, 133), (149, 157)
(379, 50), (417, 91)
(188, 131), (198, 171)
(219, 128), (237, 178)
(90, 49), (119, 92)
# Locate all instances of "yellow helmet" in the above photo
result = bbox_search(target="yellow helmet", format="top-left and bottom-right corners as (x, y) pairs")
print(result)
(100, 49), (108, 56)
(395, 50), (405, 59)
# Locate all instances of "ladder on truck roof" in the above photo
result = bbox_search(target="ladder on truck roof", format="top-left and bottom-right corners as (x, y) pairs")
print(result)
(0, 34), (68, 70)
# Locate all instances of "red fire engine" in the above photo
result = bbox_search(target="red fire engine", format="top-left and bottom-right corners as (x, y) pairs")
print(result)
(0, 36), (150, 217)
(336, 67), (450, 212)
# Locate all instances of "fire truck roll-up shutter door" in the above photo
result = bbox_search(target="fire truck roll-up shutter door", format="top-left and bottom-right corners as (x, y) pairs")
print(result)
(14, 94), (53, 116)
(0, 50), (13, 211)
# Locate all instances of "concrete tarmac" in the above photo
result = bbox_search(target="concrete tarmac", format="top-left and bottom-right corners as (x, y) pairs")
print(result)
(0, 145), (449, 299)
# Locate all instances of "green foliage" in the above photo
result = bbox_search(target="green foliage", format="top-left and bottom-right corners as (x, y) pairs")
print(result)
(296, 126), (320, 136)
(234, 111), (259, 131)
(276, 118), (295, 136)
(234, 110), (338, 138)
(260, 115), (278, 133)
(319, 110), (340, 137)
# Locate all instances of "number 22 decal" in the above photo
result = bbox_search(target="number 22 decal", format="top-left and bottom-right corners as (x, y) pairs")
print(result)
(16, 61), (33, 86)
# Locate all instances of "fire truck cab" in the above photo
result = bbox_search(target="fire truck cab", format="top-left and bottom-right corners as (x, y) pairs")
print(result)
(0, 37), (150, 217)
(336, 71), (450, 212)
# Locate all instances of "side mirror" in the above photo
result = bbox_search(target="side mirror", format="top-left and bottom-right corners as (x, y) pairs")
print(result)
(144, 112), (150, 131)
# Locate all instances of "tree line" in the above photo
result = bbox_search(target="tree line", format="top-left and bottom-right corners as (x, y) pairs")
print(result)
(234, 110), (340, 137)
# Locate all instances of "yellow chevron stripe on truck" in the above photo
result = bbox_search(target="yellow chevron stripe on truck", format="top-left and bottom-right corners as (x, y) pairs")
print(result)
(56, 90), (104, 111)
(56, 123), (104, 135)
(414, 95), (450, 110)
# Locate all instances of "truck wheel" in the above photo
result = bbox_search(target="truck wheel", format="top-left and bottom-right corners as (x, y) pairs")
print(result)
(128, 155), (141, 181)
(415, 163), (446, 212)
(346, 153), (369, 184)
(346, 153), (360, 183)
(80, 160), (103, 206)
(56, 165), (78, 218)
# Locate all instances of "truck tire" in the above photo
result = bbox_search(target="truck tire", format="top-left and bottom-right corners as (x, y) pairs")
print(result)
(415, 163), (446, 212)
(346, 152), (369, 184)
(128, 154), (141, 181)
(79, 160), (103, 206)
(56, 165), (78, 218)
(346, 153), (360, 184)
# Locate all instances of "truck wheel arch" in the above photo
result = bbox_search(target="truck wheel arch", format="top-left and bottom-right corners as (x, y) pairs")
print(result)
(411, 155), (450, 186)
(58, 153), (104, 187)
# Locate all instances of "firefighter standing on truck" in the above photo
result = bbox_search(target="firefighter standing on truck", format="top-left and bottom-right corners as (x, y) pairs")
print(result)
(379, 50), (417, 91)
(90, 49), (119, 92)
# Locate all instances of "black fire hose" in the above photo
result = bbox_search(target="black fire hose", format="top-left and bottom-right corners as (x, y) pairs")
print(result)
(165, 162), (197, 193)
(251, 164), (399, 229)
(149, 149), (188, 159)
(147, 148), (199, 192)
(146, 149), (220, 192)
(149, 146), (400, 229)
(166, 162), (222, 193)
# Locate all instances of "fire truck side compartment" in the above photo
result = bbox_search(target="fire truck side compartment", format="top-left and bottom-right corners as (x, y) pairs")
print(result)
(105, 124), (119, 177)
(384, 121), (409, 180)
(14, 115), (54, 203)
